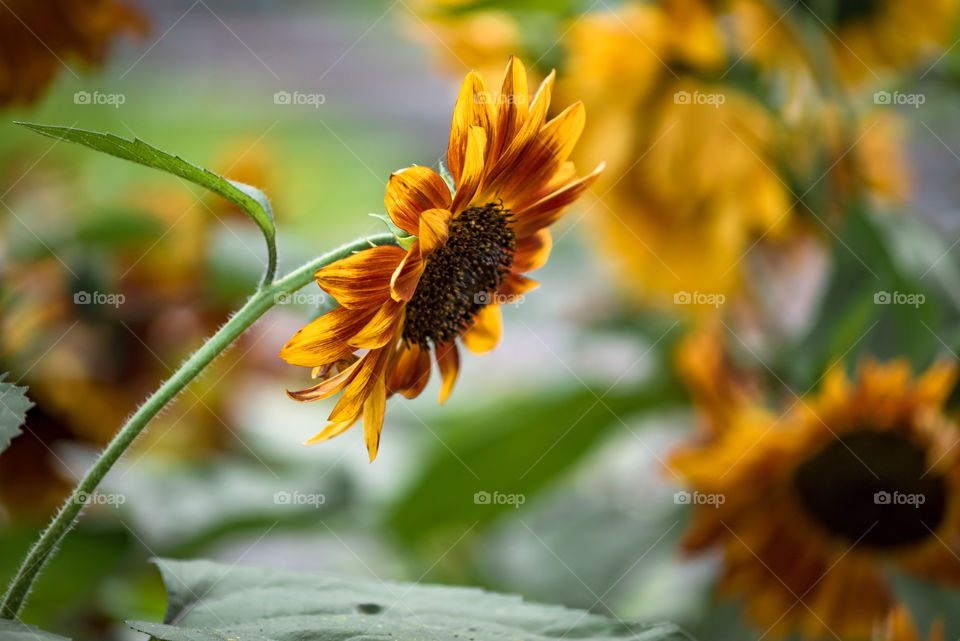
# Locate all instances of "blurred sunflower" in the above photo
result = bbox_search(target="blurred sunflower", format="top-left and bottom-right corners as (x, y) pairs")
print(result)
(0, 0), (147, 107)
(797, 0), (959, 84)
(671, 359), (960, 640)
(875, 605), (944, 641)
(279, 57), (603, 461)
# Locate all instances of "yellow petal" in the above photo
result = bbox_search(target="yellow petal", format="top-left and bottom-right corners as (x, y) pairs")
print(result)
(328, 348), (388, 422)
(304, 417), (360, 445)
(462, 303), (502, 354)
(347, 300), (404, 349)
(451, 126), (487, 214)
(494, 56), (529, 159)
(278, 305), (375, 367)
(363, 374), (387, 462)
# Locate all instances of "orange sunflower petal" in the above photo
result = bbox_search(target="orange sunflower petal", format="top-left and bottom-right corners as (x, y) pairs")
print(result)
(494, 56), (529, 160)
(447, 71), (495, 184)
(451, 126), (487, 214)
(287, 358), (364, 402)
(462, 303), (502, 354)
(435, 341), (460, 404)
(387, 343), (432, 399)
(499, 273), (540, 298)
(483, 69), (555, 195)
(511, 228), (552, 273)
(328, 348), (389, 423)
(499, 101), (586, 204)
(385, 166), (452, 236)
(418, 208), (452, 256)
(390, 240), (425, 302)
(279, 305), (375, 367)
(347, 299), (404, 349)
(363, 369), (387, 462)
(304, 416), (360, 445)
(315, 245), (407, 309)
(512, 162), (604, 238)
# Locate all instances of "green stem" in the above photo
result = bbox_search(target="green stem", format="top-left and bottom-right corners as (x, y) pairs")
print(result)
(0, 232), (397, 620)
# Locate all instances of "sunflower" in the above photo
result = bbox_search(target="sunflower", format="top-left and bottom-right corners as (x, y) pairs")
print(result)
(798, 0), (959, 84)
(0, 0), (147, 107)
(671, 359), (960, 640)
(875, 605), (944, 641)
(279, 57), (603, 461)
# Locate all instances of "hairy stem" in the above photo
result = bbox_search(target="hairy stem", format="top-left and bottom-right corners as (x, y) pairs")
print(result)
(0, 232), (397, 619)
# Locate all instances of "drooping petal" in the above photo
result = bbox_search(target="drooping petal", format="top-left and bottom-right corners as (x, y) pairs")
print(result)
(287, 358), (364, 402)
(418, 208), (452, 256)
(511, 228), (552, 273)
(385, 166), (452, 235)
(304, 416), (360, 445)
(435, 341), (460, 404)
(462, 303), (503, 354)
(362, 373), (387, 462)
(447, 71), (495, 184)
(314, 245), (407, 309)
(494, 56), (529, 160)
(328, 347), (389, 423)
(387, 343), (432, 399)
(347, 299), (404, 349)
(451, 126), (487, 214)
(390, 241), (425, 302)
(512, 162), (604, 238)
(279, 305), (376, 367)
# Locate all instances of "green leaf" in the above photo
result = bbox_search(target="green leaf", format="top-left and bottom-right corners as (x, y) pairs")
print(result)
(0, 372), (34, 455)
(15, 122), (277, 284)
(387, 377), (683, 545)
(128, 558), (690, 641)
(0, 620), (70, 641)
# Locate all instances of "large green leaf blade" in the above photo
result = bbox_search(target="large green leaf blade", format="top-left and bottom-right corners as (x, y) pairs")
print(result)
(15, 122), (277, 281)
(0, 372), (34, 455)
(128, 558), (690, 641)
(0, 620), (70, 641)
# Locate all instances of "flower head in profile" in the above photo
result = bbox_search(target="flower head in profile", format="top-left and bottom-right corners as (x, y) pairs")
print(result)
(671, 359), (960, 640)
(279, 57), (603, 461)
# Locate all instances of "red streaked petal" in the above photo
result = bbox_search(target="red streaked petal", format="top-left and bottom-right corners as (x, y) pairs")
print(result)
(314, 245), (407, 309)
(347, 299), (404, 349)
(390, 242), (425, 302)
(278, 305), (375, 367)
(494, 56), (529, 159)
(451, 126), (487, 214)
(511, 228), (552, 272)
(512, 162), (604, 237)
(418, 208), (452, 256)
(362, 369), (387, 462)
(387, 343), (432, 399)
(447, 71), (495, 184)
(287, 358), (364, 402)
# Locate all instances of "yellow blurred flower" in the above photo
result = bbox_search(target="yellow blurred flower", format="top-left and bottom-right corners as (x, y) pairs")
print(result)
(875, 605), (944, 641)
(671, 359), (960, 640)
(0, 0), (147, 107)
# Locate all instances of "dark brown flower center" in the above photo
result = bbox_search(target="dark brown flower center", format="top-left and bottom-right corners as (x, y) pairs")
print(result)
(793, 430), (947, 549)
(401, 202), (515, 349)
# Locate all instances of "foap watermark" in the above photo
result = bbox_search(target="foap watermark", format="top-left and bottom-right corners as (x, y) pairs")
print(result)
(274, 291), (328, 306)
(874, 290), (925, 308)
(475, 91), (526, 105)
(74, 491), (126, 506)
(873, 90), (925, 108)
(274, 90), (326, 108)
(273, 490), (326, 508)
(674, 90), (725, 107)
(874, 490), (925, 507)
(674, 290), (725, 308)
(74, 291), (125, 308)
(74, 90), (125, 108)
(674, 490), (725, 508)
(473, 490), (525, 508)
(474, 291), (524, 305)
